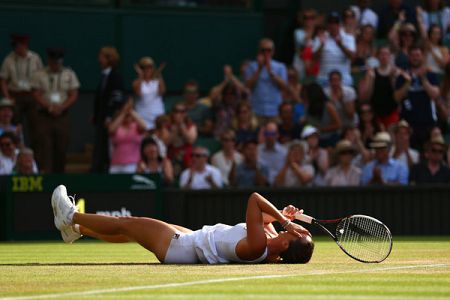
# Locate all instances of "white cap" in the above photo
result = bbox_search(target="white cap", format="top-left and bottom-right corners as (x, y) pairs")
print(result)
(301, 126), (319, 139)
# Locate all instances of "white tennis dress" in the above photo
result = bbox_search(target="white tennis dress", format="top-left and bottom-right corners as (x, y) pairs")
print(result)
(164, 223), (268, 264)
(135, 80), (164, 130)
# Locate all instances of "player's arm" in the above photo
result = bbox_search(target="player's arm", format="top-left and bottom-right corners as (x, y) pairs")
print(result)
(236, 193), (306, 260)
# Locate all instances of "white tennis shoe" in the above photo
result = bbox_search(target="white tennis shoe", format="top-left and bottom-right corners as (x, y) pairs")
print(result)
(61, 225), (82, 244)
(51, 185), (77, 230)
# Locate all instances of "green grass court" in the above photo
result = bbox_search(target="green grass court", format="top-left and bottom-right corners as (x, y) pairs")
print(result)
(1, 237), (449, 299)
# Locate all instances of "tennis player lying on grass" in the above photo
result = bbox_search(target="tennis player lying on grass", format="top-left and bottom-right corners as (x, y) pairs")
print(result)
(51, 185), (314, 264)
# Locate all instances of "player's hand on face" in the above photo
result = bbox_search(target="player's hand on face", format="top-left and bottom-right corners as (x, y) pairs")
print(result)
(284, 222), (311, 237)
(282, 205), (302, 220)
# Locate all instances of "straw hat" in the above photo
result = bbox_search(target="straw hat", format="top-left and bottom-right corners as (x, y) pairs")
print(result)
(370, 132), (392, 149)
(335, 139), (356, 155)
(430, 135), (448, 149)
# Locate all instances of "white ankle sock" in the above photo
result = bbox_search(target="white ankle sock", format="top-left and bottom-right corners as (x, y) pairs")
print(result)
(73, 224), (80, 234)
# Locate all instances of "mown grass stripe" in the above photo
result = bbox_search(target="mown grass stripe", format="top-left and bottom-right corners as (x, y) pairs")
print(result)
(2, 263), (449, 300)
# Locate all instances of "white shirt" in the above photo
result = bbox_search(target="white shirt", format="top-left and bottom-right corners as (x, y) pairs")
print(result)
(135, 80), (164, 130)
(179, 164), (223, 190)
(324, 165), (362, 186)
(282, 164), (315, 187)
(389, 147), (420, 169)
(313, 30), (356, 85)
(0, 152), (15, 174)
(193, 223), (268, 264)
(211, 150), (243, 186)
(351, 6), (378, 28)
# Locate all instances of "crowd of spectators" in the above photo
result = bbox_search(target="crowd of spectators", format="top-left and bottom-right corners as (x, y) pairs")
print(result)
(1, 0), (450, 186)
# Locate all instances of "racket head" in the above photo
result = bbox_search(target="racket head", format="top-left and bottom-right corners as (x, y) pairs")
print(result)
(334, 215), (393, 263)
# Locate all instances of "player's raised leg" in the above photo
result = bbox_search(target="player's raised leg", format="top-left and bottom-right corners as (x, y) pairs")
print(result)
(72, 213), (177, 262)
(51, 184), (179, 262)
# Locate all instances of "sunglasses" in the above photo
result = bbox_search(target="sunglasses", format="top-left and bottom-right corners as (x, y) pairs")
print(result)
(222, 138), (234, 142)
(400, 32), (414, 37)
(304, 15), (316, 20)
(192, 153), (207, 158)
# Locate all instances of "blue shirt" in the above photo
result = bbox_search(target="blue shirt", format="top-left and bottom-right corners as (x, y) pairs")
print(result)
(395, 71), (439, 127)
(361, 158), (409, 186)
(235, 162), (269, 188)
(257, 143), (287, 185)
(244, 60), (287, 117)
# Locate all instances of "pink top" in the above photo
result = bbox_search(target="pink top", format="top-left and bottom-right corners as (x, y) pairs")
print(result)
(110, 122), (142, 165)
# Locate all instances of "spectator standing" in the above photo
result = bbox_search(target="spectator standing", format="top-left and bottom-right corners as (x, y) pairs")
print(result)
(301, 83), (342, 147)
(324, 70), (357, 127)
(324, 139), (362, 186)
(351, 0), (379, 29)
(359, 46), (400, 128)
(361, 132), (408, 185)
(417, 0), (450, 41)
(257, 122), (287, 185)
(13, 147), (36, 175)
(409, 135), (450, 184)
(313, 12), (356, 86)
(377, 0), (417, 39)
(0, 34), (43, 147)
(229, 140), (269, 188)
(394, 46), (441, 150)
(293, 9), (319, 78)
(352, 25), (377, 72)
(342, 7), (359, 37)
(390, 120), (419, 170)
(282, 67), (302, 104)
(232, 102), (259, 150)
(179, 147), (222, 190)
(357, 102), (385, 148)
(210, 65), (246, 137)
(301, 126), (329, 186)
(244, 38), (287, 124)
(389, 22), (419, 70)
(211, 130), (243, 187)
(277, 102), (303, 145)
(136, 136), (174, 185)
(31, 48), (80, 173)
(92, 46), (126, 173)
(0, 98), (22, 143)
(182, 80), (213, 137)
(132, 57), (166, 131)
(167, 103), (197, 177)
(274, 141), (314, 187)
(108, 99), (146, 174)
(421, 24), (449, 75)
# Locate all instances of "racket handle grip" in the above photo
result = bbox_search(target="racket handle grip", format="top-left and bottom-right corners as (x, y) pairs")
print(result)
(295, 212), (314, 224)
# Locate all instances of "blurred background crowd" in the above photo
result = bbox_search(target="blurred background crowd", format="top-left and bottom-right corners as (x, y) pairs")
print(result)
(1, 0), (450, 188)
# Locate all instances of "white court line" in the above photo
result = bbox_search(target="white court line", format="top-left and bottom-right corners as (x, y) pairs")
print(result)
(1, 263), (449, 300)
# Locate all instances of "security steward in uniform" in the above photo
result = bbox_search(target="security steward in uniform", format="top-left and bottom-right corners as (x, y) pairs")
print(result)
(31, 48), (80, 173)
(0, 34), (43, 146)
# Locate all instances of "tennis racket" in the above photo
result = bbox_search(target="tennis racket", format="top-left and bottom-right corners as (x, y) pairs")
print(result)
(294, 213), (393, 263)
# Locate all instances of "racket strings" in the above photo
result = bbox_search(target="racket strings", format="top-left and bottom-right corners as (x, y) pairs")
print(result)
(336, 216), (392, 263)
